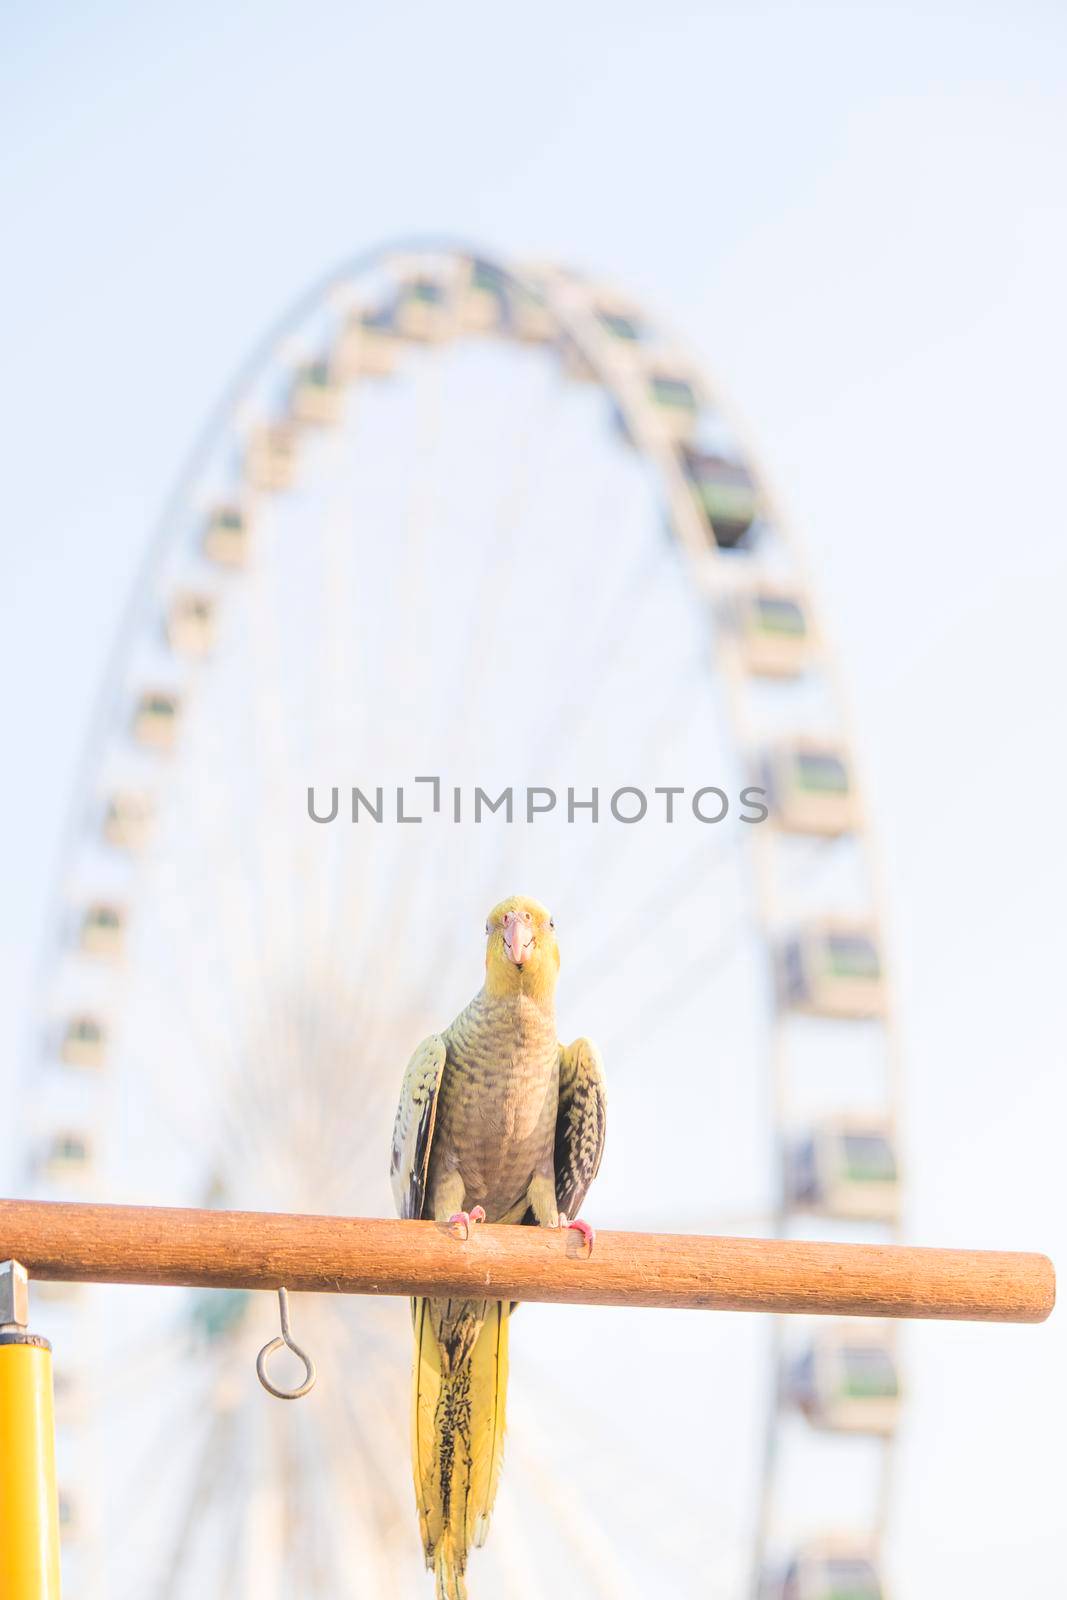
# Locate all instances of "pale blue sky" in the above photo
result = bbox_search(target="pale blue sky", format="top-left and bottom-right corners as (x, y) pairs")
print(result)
(2, 4), (1066, 1595)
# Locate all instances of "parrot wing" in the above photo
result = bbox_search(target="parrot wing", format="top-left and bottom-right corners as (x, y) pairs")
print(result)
(554, 1036), (607, 1220)
(390, 1033), (447, 1221)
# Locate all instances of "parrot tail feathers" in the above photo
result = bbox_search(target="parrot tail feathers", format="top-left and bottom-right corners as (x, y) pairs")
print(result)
(434, 1544), (468, 1600)
(412, 1296), (510, 1595)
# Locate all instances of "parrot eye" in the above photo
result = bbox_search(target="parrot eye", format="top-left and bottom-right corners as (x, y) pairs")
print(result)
(485, 921), (490, 934)
(549, 917), (555, 929)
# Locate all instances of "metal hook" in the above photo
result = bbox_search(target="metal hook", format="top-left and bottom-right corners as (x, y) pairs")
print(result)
(256, 1287), (317, 1400)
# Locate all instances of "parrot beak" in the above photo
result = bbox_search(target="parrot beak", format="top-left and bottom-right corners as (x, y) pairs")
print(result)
(503, 911), (534, 966)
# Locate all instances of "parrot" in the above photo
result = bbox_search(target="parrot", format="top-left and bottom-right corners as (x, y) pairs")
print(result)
(389, 893), (607, 1600)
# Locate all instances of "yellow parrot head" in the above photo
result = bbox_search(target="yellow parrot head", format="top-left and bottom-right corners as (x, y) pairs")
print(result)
(484, 894), (560, 998)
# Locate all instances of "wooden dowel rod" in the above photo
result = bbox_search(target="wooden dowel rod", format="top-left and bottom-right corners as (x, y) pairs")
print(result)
(0, 1199), (1054, 1324)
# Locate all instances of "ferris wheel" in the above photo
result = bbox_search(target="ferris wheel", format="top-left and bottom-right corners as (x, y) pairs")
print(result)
(20, 241), (904, 1600)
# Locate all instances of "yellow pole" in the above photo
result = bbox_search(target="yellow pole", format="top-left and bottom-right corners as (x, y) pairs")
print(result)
(0, 1261), (61, 1600)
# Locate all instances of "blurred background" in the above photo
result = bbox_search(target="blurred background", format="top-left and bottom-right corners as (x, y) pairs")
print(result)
(1, 3), (1065, 1598)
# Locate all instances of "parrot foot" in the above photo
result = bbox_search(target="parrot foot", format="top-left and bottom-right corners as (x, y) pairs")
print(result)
(447, 1206), (486, 1241)
(558, 1213), (595, 1258)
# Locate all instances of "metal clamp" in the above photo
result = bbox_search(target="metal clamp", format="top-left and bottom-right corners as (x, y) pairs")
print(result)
(0, 1260), (29, 1332)
(255, 1287), (316, 1400)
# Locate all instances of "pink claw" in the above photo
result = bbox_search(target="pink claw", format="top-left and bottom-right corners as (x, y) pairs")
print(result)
(448, 1206), (486, 1241)
(559, 1213), (595, 1257)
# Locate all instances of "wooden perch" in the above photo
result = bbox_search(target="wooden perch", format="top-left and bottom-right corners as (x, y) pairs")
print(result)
(0, 1199), (1054, 1323)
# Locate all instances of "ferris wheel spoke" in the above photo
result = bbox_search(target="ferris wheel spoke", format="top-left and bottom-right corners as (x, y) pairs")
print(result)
(396, 353), (448, 759)
(336, 867), (439, 1104)
(280, 1396), (366, 1598)
(241, 630), (305, 1117)
(105, 1342), (218, 1558)
(144, 747), (347, 1200)
(307, 453), (411, 1046)
(550, 707), (735, 953)
(149, 1386), (242, 1600)
(598, 914), (754, 1064)
(309, 1315), (413, 1590)
(303, 435), (373, 1106)
(527, 539), (675, 779)
(330, 1377), (411, 1559)
(433, 354), (563, 762)
(507, 1419), (646, 1600)
(567, 831), (740, 996)
(373, 365), (583, 1024)
(392, 388), (652, 1011)
(128, 767), (295, 1183)
(322, 1296), (408, 1414)
(132, 929), (294, 1196)
(216, 1404), (261, 1600)
(89, 1313), (199, 1415)
(123, 978), (242, 1182)
(487, 1489), (557, 1600)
